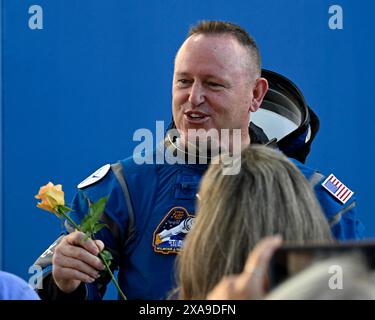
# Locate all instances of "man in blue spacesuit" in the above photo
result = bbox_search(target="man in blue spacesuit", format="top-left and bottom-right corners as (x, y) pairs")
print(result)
(34, 20), (363, 300)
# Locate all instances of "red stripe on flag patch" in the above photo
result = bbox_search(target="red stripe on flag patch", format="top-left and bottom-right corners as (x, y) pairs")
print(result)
(321, 174), (354, 204)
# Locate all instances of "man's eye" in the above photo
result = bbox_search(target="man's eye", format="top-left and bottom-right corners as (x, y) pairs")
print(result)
(207, 82), (223, 88)
(177, 79), (191, 86)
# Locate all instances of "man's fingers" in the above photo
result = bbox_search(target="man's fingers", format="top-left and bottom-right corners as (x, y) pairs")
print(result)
(66, 231), (100, 256)
(53, 265), (96, 284)
(54, 253), (101, 280)
(95, 240), (105, 252)
(59, 242), (105, 271)
(52, 232), (106, 293)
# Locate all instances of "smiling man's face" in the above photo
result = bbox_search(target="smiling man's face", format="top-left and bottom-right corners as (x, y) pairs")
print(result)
(172, 33), (260, 147)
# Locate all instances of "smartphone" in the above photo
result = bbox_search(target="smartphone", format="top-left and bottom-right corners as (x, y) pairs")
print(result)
(268, 241), (375, 290)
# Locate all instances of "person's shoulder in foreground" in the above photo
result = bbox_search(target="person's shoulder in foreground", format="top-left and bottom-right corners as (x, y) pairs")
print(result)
(0, 271), (40, 300)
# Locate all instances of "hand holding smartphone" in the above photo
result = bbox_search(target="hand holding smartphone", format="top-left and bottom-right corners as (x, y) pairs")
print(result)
(268, 241), (375, 290)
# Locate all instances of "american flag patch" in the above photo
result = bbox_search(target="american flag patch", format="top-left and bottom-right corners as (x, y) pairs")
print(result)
(321, 174), (354, 204)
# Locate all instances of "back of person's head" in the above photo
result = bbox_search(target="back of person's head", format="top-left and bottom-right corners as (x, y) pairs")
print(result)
(176, 145), (333, 299)
(266, 252), (375, 300)
(186, 20), (261, 78)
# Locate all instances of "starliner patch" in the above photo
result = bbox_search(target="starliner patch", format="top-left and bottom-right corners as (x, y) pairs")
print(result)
(153, 207), (195, 254)
(321, 173), (354, 204)
(77, 164), (111, 189)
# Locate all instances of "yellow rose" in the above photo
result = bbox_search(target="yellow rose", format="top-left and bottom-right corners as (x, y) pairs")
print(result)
(35, 182), (65, 214)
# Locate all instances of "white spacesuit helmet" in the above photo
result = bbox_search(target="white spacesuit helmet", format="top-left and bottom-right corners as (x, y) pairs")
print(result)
(251, 69), (320, 163)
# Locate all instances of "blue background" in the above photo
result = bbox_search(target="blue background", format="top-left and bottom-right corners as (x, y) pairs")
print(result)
(1, 0), (374, 299)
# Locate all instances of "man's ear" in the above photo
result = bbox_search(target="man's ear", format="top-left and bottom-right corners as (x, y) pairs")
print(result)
(249, 77), (269, 113)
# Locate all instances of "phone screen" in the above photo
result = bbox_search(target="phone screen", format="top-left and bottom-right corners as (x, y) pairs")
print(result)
(268, 241), (375, 290)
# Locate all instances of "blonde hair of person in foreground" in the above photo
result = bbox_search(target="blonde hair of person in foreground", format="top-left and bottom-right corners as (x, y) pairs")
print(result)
(175, 145), (333, 300)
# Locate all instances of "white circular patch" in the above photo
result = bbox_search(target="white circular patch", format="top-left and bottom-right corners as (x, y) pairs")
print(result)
(77, 164), (111, 189)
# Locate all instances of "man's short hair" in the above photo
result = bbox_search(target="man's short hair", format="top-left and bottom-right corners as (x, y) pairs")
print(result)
(188, 20), (261, 78)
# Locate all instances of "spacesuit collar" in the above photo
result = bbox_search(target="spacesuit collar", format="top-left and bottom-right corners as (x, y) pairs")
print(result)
(163, 134), (213, 166)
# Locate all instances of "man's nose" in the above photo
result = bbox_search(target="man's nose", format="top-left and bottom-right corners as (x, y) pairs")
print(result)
(188, 82), (205, 106)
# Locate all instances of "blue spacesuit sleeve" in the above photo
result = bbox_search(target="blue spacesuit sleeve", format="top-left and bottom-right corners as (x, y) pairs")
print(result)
(313, 188), (365, 241)
(290, 159), (365, 241)
(310, 175), (365, 241)
(330, 204), (365, 240)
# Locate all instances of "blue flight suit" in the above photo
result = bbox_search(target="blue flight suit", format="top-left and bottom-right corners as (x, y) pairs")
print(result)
(35, 143), (364, 300)
(290, 158), (363, 240)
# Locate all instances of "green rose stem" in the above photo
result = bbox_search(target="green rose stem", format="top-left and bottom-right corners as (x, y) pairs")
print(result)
(56, 206), (127, 300)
